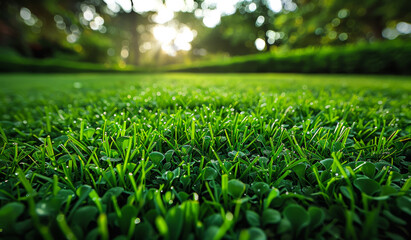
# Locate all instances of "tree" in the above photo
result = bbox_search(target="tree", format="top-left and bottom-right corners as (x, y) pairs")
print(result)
(274, 0), (411, 48)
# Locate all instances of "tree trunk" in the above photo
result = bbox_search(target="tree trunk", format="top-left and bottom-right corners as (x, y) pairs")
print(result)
(129, 2), (140, 66)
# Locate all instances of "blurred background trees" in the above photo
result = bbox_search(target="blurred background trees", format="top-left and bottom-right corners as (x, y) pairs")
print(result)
(1, 0), (410, 66)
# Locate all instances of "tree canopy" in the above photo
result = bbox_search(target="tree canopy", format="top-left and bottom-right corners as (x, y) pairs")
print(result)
(1, 0), (410, 66)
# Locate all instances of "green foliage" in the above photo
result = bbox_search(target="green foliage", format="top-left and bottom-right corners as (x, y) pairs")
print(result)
(227, 179), (246, 198)
(262, 209), (281, 226)
(0, 202), (25, 235)
(169, 41), (411, 74)
(0, 73), (410, 239)
(283, 204), (310, 235)
(149, 152), (165, 165)
(354, 178), (381, 196)
(0, 50), (142, 73)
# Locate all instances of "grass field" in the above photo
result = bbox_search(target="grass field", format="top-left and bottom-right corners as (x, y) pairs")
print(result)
(0, 73), (410, 240)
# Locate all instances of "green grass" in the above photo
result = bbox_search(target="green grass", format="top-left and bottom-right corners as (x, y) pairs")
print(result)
(0, 73), (410, 240)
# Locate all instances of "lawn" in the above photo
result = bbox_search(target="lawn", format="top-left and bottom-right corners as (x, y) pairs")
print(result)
(0, 73), (410, 240)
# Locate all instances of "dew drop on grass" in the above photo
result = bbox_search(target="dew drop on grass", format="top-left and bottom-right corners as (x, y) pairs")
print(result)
(135, 218), (141, 224)
(194, 193), (199, 201)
